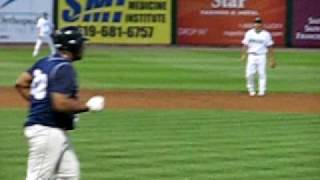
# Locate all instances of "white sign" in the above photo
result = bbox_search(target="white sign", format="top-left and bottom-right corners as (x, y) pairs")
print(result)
(0, 0), (53, 43)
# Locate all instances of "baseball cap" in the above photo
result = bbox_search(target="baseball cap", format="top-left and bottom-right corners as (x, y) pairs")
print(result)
(42, 12), (48, 18)
(254, 17), (262, 23)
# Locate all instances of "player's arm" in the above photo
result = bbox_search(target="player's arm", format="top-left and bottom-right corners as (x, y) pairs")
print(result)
(241, 45), (248, 62)
(15, 72), (32, 101)
(51, 93), (104, 113)
(50, 64), (103, 113)
(267, 46), (276, 68)
(51, 93), (89, 113)
(50, 64), (89, 113)
(241, 32), (249, 62)
(266, 33), (276, 68)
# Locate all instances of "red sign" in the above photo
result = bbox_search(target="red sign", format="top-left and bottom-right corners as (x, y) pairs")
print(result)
(178, 0), (287, 46)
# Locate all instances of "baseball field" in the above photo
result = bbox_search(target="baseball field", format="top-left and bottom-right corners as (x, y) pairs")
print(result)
(0, 46), (319, 179)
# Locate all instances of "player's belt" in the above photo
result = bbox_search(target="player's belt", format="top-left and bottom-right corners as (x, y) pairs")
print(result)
(248, 52), (265, 56)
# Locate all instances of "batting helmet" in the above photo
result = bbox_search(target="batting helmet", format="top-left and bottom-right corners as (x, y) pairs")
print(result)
(53, 26), (88, 61)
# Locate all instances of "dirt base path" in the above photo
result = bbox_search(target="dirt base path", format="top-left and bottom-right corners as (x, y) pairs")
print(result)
(1, 87), (319, 113)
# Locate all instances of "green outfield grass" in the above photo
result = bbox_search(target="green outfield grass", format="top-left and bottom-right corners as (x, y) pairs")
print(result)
(0, 109), (319, 180)
(0, 47), (319, 179)
(0, 46), (319, 93)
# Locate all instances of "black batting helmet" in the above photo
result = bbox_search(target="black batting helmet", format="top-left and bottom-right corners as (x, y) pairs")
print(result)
(254, 17), (263, 24)
(53, 26), (88, 60)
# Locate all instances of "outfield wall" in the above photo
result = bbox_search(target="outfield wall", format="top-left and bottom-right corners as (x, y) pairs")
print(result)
(0, 0), (319, 47)
(177, 0), (287, 46)
(0, 0), (53, 43)
(290, 0), (320, 47)
(56, 0), (172, 44)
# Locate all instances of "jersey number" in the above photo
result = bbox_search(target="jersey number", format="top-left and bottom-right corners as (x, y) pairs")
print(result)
(31, 69), (48, 100)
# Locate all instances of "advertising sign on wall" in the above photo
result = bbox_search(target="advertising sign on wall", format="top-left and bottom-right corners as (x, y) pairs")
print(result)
(178, 0), (287, 46)
(57, 0), (172, 44)
(0, 0), (53, 43)
(291, 0), (320, 47)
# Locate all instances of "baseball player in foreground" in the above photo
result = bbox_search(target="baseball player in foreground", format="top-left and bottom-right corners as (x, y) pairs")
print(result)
(15, 26), (104, 180)
(241, 17), (276, 96)
(32, 12), (56, 57)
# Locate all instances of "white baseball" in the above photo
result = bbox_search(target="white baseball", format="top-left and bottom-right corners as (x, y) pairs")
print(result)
(86, 96), (105, 112)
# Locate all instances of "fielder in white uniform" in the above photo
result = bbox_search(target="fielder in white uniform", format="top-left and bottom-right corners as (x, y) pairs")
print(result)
(241, 17), (276, 96)
(32, 12), (56, 57)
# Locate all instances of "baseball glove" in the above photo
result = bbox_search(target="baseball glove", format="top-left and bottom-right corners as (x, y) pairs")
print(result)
(269, 60), (277, 69)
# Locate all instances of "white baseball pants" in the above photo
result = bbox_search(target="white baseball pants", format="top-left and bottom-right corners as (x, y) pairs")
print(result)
(246, 54), (267, 94)
(33, 35), (56, 57)
(24, 125), (80, 180)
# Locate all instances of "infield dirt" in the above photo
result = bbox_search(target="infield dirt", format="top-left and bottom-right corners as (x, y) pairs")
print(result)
(1, 87), (319, 113)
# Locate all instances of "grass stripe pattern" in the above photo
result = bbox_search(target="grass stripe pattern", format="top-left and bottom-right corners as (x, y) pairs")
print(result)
(0, 47), (319, 92)
(0, 109), (319, 180)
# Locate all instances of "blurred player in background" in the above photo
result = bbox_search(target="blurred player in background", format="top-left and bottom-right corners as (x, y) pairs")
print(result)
(32, 12), (56, 57)
(241, 17), (276, 96)
(16, 26), (105, 180)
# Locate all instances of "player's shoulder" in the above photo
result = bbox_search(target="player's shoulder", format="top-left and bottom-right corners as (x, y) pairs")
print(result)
(245, 28), (255, 35)
(28, 56), (53, 75)
(50, 54), (73, 66)
(36, 55), (71, 70)
(37, 54), (65, 63)
(261, 30), (272, 38)
(49, 55), (72, 68)
(33, 56), (49, 67)
(49, 59), (74, 79)
(48, 54), (69, 62)
(261, 29), (271, 34)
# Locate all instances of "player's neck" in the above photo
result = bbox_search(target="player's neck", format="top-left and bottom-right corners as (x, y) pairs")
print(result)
(255, 28), (263, 33)
(59, 51), (73, 61)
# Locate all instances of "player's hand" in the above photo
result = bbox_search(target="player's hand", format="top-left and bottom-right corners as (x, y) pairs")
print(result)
(269, 59), (277, 69)
(240, 55), (247, 62)
(86, 96), (105, 112)
(73, 114), (80, 122)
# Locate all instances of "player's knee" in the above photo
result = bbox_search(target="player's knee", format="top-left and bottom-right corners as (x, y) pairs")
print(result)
(246, 73), (254, 79)
(72, 158), (80, 179)
(259, 73), (266, 80)
(56, 158), (80, 180)
(68, 159), (80, 180)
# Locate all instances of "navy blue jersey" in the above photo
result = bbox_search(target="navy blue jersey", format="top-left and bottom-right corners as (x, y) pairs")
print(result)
(25, 54), (78, 130)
